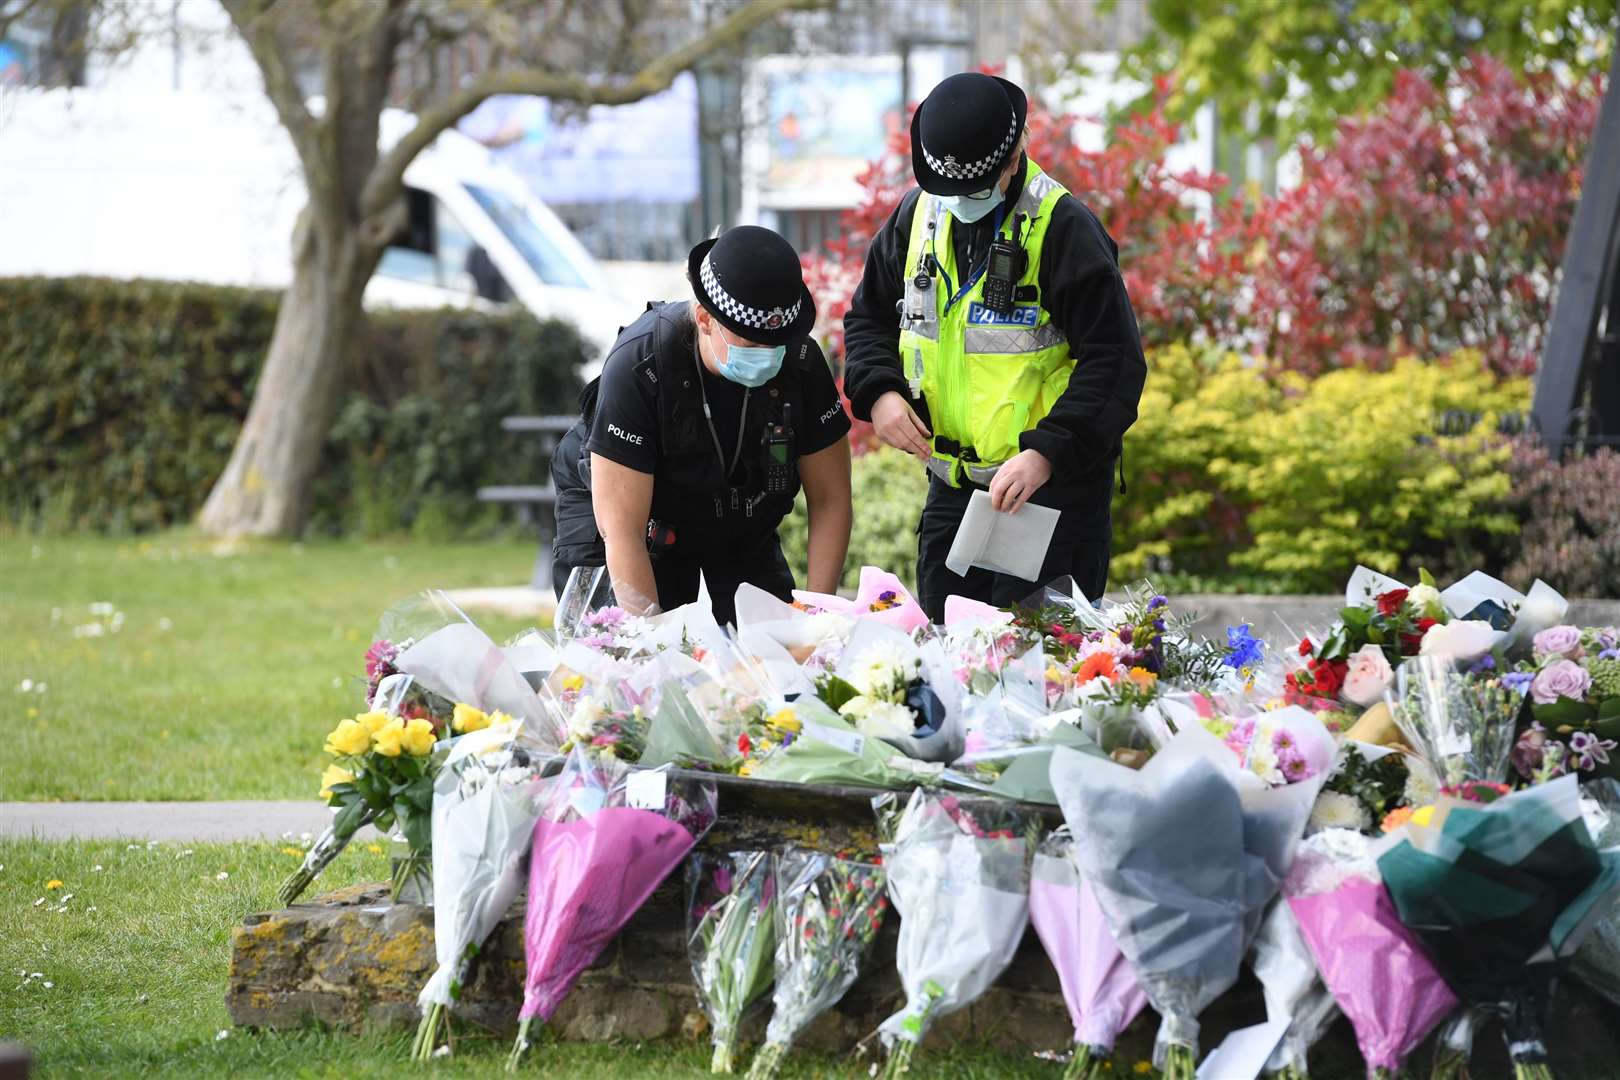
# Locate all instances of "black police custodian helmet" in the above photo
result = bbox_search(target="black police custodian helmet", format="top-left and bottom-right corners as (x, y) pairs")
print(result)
(687, 225), (816, 348)
(910, 72), (1028, 196)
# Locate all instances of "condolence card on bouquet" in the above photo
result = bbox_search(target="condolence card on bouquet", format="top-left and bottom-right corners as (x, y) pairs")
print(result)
(944, 489), (1059, 582)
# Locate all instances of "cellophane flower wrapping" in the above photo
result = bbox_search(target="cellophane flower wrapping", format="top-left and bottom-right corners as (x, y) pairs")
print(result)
(873, 788), (1033, 1072)
(1285, 829), (1456, 1079)
(1573, 780), (1620, 1006)
(826, 620), (965, 763)
(515, 753), (716, 1029)
(687, 850), (780, 1073)
(1249, 897), (1339, 1076)
(639, 680), (731, 770)
(1386, 654), (1518, 788)
(1028, 827), (1147, 1075)
(1048, 715), (1330, 1076)
(385, 590), (562, 748)
(747, 697), (946, 790)
(745, 848), (887, 1080)
(792, 566), (928, 634)
(949, 639), (1110, 805)
(412, 724), (545, 1058)
(1376, 774), (1620, 1076)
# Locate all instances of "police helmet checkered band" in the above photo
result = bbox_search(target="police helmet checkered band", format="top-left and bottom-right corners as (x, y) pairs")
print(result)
(700, 252), (802, 331)
(922, 106), (1019, 181)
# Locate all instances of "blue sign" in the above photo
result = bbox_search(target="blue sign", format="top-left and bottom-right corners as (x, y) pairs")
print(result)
(966, 303), (1039, 327)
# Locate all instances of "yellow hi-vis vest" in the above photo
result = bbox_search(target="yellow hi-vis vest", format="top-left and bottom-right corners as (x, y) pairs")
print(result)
(899, 159), (1072, 487)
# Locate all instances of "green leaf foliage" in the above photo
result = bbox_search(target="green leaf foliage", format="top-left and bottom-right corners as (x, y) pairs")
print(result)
(778, 446), (931, 592)
(1113, 0), (1616, 138)
(813, 345), (1532, 594)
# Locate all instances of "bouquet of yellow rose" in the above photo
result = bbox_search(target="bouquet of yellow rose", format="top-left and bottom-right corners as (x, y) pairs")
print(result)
(278, 700), (505, 905)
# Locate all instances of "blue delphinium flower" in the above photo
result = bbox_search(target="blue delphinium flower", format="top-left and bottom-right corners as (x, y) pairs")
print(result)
(1222, 624), (1265, 671)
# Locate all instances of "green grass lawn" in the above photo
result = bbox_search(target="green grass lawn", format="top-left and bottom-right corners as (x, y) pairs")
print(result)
(0, 837), (1077, 1079)
(0, 532), (544, 802)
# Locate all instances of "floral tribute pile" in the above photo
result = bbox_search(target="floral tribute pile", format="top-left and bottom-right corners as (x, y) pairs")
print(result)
(282, 568), (1620, 1080)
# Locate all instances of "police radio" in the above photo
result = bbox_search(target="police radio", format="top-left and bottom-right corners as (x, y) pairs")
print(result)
(764, 403), (795, 494)
(981, 222), (1023, 316)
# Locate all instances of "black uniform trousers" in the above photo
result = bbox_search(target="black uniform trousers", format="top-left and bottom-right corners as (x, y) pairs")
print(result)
(550, 422), (796, 628)
(915, 461), (1114, 624)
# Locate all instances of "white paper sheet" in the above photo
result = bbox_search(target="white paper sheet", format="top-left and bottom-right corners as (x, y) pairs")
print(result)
(944, 489), (1060, 582)
(1195, 1019), (1290, 1080)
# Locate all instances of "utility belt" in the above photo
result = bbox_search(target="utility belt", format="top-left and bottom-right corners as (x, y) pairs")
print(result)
(925, 435), (1002, 488)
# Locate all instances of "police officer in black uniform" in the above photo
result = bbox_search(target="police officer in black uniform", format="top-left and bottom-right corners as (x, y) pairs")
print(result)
(552, 226), (853, 626)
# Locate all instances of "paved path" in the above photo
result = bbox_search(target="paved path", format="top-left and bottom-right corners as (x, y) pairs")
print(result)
(0, 801), (348, 842)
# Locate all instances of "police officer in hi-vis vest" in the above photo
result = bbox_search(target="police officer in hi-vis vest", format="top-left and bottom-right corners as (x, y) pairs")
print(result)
(843, 72), (1147, 622)
(552, 226), (854, 626)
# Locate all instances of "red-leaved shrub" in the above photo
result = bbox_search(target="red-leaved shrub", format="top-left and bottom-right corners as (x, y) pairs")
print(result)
(806, 55), (1602, 382)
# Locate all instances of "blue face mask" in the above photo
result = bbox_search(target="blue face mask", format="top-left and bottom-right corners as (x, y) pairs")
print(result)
(717, 340), (786, 387)
(938, 186), (1002, 224)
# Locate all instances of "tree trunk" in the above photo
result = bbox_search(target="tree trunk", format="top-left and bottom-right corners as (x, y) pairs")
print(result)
(196, 215), (373, 538)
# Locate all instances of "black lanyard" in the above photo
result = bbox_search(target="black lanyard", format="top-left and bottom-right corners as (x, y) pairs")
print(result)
(692, 342), (750, 480)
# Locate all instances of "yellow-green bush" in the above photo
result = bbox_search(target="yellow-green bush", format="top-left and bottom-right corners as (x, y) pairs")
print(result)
(778, 447), (930, 592)
(1114, 348), (1531, 591)
(794, 347), (1532, 594)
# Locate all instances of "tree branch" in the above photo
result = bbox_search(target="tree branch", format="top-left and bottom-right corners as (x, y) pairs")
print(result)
(361, 0), (823, 217)
(220, 0), (319, 169)
(0, 0), (49, 42)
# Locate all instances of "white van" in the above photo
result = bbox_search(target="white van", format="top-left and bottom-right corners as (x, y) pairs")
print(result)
(0, 88), (636, 355)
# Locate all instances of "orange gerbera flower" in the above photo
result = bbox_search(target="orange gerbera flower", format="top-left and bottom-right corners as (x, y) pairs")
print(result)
(1076, 651), (1118, 685)
(1380, 806), (1415, 833)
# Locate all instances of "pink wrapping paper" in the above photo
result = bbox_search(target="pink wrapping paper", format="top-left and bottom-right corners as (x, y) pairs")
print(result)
(793, 567), (929, 633)
(1030, 875), (1148, 1049)
(1288, 879), (1457, 1076)
(518, 807), (696, 1021)
(944, 595), (1013, 629)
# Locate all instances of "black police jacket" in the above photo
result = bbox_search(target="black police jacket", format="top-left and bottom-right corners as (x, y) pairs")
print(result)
(553, 302), (831, 560)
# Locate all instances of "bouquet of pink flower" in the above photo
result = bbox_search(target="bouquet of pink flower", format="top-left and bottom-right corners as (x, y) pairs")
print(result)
(506, 754), (716, 1069)
(1512, 624), (1620, 780)
(1284, 828), (1457, 1080)
(1029, 827), (1148, 1080)
(792, 566), (928, 633)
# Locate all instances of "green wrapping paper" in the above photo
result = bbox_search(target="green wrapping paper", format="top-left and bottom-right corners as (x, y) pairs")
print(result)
(747, 698), (944, 790)
(640, 683), (729, 769)
(986, 722), (1106, 804)
(1377, 775), (1620, 1077)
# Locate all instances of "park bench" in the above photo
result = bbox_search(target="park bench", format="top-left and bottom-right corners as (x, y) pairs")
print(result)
(477, 414), (578, 592)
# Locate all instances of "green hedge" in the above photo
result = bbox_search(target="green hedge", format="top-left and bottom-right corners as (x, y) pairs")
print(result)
(0, 276), (587, 536)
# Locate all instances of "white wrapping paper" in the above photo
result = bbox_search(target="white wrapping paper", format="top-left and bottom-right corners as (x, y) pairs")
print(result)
(417, 725), (543, 1009)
